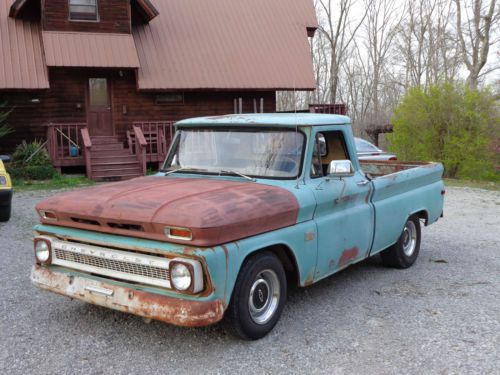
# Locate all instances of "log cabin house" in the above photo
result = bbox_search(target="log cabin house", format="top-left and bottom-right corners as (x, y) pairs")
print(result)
(0, 0), (318, 180)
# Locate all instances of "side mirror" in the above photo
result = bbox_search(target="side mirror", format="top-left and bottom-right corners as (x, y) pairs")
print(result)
(0, 155), (10, 163)
(328, 160), (354, 177)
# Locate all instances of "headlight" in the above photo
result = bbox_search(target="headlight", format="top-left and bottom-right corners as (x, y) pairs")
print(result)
(34, 238), (52, 264)
(0, 176), (6, 185)
(170, 262), (193, 291)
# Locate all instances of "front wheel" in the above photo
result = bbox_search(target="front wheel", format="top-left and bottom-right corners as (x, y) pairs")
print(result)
(225, 252), (287, 340)
(380, 215), (421, 269)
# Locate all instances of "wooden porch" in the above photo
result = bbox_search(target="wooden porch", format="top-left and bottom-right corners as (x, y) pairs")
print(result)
(46, 121), (174, 181)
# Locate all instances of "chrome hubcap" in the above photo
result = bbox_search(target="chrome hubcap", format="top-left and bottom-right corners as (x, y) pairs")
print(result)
(402, 220), (417, 257)
(248, 269), (280, 325)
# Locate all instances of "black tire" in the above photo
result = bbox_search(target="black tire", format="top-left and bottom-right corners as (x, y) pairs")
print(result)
(380, 215), (421, 269)
(225, 252), (287, 340)
(0, 204), (11, 222)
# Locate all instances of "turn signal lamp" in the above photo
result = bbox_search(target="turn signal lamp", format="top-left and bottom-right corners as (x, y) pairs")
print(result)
(165, 227), (193, 241)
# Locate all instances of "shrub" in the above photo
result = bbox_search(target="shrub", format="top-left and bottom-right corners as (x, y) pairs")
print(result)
(388, 83), (499, 181)
(12, 140), (52, 167)
(9, 140), (56, 180)
(7, 165), (57, 180)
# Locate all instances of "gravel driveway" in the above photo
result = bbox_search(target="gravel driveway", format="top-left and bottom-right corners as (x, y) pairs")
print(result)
(0, 187), (498, 375)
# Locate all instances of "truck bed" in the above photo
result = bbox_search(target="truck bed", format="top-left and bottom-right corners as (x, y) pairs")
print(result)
(360, 160), (434, 178)
(359, 160), (444, 254)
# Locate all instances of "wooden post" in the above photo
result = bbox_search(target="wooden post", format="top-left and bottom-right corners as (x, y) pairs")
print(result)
(81, 128), (93, 179)
(133, 125), (147, 175)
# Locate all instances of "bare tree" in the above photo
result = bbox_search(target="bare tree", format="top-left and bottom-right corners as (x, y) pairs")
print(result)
(394, 0), (461, 89)
(455, 0), (499, 89)
(363, 0), (402, 126)
(316, 0), (370, 104)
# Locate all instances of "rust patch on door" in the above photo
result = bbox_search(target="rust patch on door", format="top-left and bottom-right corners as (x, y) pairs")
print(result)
(338, 247), (359, 267)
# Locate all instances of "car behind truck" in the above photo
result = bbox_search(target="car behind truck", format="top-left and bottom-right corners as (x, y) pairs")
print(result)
(31, 114), (444, 340)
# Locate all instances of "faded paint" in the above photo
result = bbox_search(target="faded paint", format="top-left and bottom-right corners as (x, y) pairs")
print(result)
(31, 265), (225, 327)
(36, 176), (300, 247)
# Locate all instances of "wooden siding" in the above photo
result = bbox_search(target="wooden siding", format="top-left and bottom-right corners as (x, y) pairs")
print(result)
(0, 68), (276, 153)
(43, 0), (132, 34)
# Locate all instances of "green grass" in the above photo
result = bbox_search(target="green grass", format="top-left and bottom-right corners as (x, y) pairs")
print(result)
(13, 174), (95, 192)
(444, 178), (499, 191)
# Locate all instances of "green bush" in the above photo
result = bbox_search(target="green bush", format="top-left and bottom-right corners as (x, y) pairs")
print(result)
(12, 139), (52, 167)
(7, 165), (57, 180)
(388, 83), (499, 181)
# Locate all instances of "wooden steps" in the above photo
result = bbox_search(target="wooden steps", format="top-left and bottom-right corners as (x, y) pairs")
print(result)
(89, 136), (143, 181)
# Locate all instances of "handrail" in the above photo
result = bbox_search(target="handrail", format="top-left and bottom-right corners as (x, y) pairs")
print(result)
(81, 128), (92, 179)
(131, 121), (175, 163)
(133, 125), (147, 175)
(55, 127), (80, 149)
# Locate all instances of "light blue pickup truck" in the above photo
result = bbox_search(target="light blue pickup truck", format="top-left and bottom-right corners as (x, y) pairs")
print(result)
(32, 114), (444, 339)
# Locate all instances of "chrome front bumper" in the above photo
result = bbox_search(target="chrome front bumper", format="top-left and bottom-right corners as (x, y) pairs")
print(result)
(31, 265), (225, 327)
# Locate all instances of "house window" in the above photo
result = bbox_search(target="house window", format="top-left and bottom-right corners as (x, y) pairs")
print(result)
(69, 0), (98, 21)
(156, 93), (184, 105)
(233, 97), (265, 114)
(89, 78), (109, 106)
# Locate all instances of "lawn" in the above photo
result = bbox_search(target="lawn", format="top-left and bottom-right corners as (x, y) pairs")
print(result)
(444, 178), (499, 191)
(12, 174), (95, 192)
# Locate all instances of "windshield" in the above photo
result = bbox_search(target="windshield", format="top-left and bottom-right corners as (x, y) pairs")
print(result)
(163, 129), (305, 179)
(355, 138), (380, 152)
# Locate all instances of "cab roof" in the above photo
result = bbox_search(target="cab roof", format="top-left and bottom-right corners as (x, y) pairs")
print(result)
(176, 113), (352, 128)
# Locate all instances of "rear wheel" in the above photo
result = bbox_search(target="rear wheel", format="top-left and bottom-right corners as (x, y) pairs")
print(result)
(0, 202), (11, 222)
(380, 215), (421, 268)
(225, 252), (287, 340)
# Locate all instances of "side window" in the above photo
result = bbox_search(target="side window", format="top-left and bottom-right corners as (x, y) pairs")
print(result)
(311, 131), (351, 178)
(69, 0), (98, 21)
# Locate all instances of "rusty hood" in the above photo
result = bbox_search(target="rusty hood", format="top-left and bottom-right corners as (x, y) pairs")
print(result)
(36, 176), (299, 247)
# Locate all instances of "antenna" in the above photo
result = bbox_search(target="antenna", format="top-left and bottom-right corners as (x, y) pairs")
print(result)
(294, 81), (300, 190)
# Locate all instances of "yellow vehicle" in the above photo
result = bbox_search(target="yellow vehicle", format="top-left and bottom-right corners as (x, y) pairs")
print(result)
(0, 155), (12, 222)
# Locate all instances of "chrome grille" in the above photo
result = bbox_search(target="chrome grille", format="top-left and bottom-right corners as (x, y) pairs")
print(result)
(54, 248), (170, 280)
(49, 239), (172, 288)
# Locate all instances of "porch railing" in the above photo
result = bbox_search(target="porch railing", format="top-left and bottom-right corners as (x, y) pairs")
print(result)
(128, 121), (175, 164)
(46, 123), (87, 168)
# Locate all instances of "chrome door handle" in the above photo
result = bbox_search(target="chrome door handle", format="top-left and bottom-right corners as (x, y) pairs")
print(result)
(357, 180), (370, 186)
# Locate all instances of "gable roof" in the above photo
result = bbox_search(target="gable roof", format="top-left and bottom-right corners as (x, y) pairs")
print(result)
(134, 0), (318, 90)
(1, 0), (318, 91)
(0, 0), (48, 89)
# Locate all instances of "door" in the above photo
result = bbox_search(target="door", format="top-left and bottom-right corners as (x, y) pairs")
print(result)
(87, 78), (112, 136)
(309, 130), (374, 280)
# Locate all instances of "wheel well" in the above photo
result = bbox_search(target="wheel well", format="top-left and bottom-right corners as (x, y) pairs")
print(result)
(244, 245), (300, 287)
(413, 210), (429, 226)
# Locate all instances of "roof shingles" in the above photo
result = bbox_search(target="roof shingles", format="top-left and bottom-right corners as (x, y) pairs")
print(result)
(1, 0), (318, 91)
(0, 0), (48, 89)
(133, 0), (318, 90)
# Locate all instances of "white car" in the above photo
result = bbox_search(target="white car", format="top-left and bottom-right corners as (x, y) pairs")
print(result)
(355, 137), (397, 161)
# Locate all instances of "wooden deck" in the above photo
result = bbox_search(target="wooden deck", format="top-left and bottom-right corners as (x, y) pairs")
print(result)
(46, 121), (174, 180)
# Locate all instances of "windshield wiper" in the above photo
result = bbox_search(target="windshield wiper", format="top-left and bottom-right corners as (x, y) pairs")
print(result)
(164, 167), (208, 176)
(219, 169), (256, 182)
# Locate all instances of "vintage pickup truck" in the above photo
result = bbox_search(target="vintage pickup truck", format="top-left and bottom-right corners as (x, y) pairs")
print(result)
(31, 114), (444, 339)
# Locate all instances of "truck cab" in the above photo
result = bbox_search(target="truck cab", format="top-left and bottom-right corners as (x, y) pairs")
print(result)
(31, 114), (444, 340)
